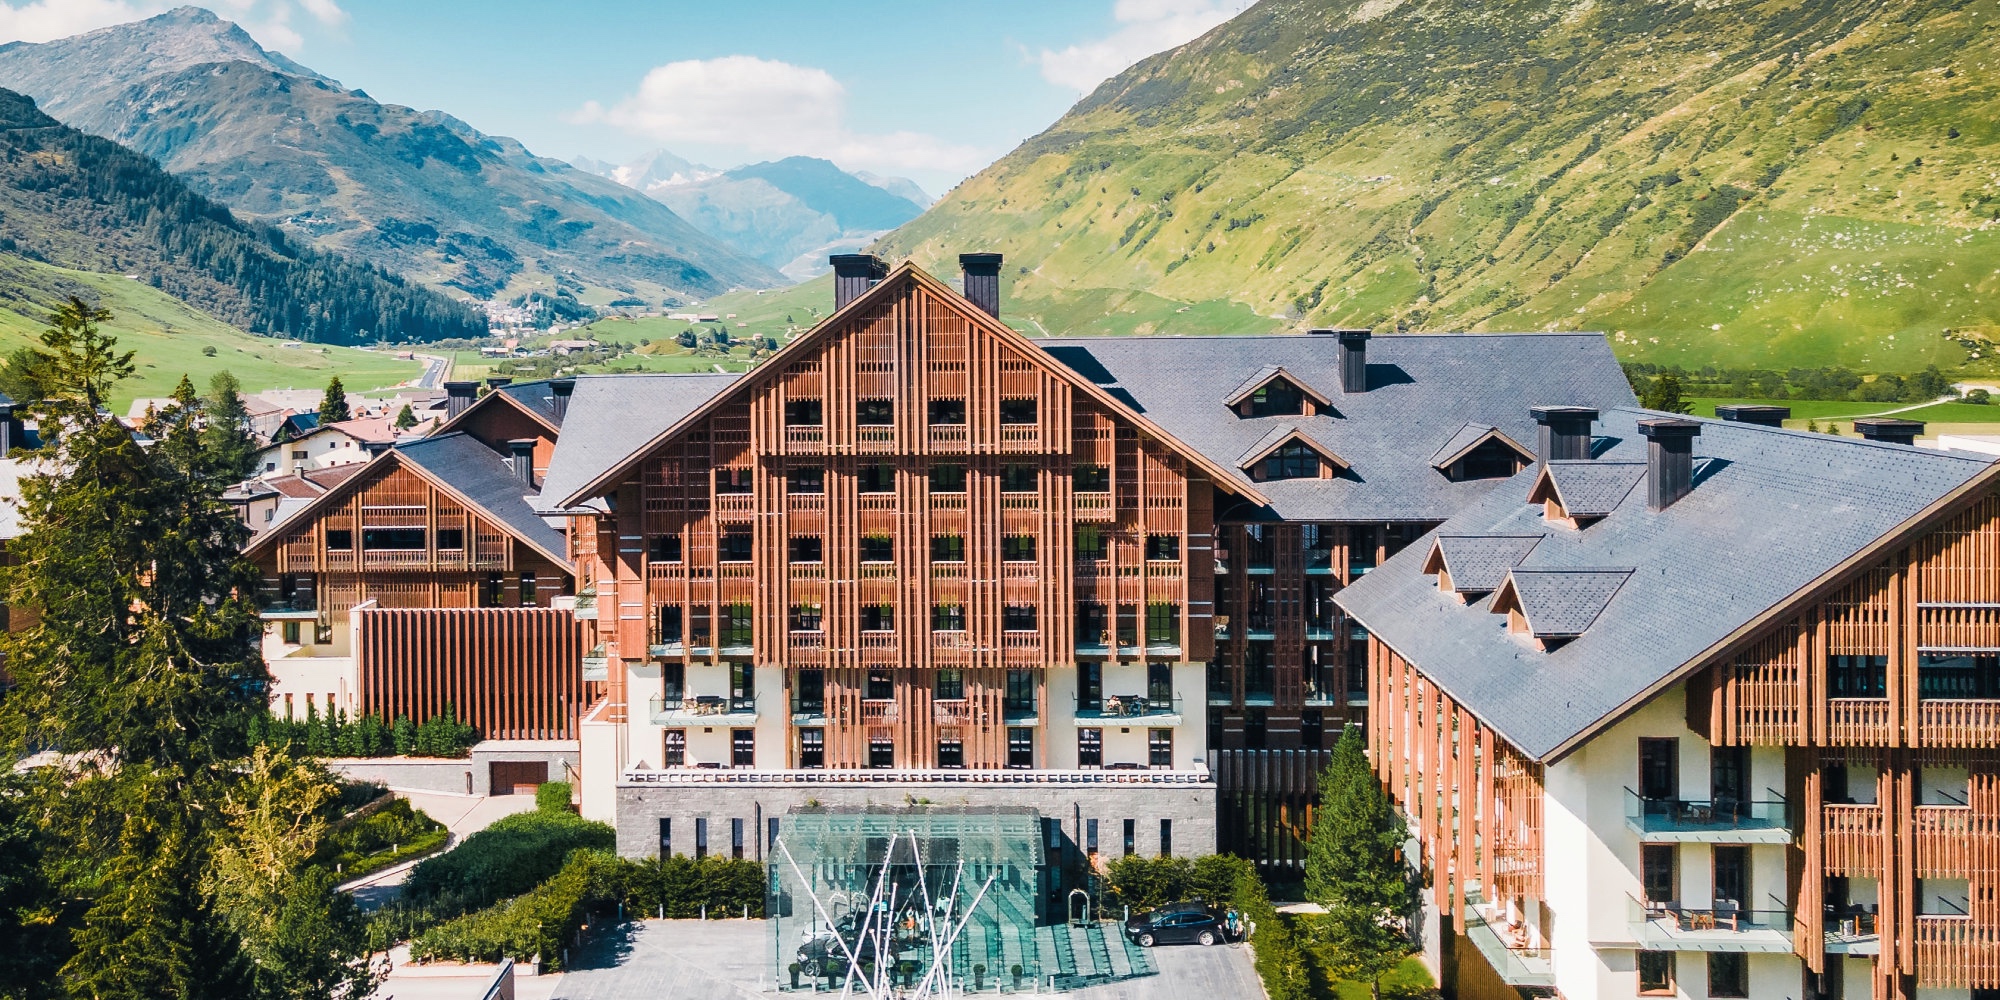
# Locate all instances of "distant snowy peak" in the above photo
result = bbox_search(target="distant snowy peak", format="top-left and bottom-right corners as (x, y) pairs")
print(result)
(854, 170), (932, 208)
(572, 148), (719, 191)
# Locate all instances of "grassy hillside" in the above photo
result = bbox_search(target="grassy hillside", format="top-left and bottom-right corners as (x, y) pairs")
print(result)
(875, 0), (2000, 371)
(0, 255), (417, 409)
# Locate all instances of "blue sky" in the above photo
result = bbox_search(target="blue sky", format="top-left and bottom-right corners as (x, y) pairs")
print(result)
(0, 0), (1251, 195)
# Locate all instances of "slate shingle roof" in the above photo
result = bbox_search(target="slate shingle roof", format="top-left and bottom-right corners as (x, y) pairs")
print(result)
(496, 379), (569, 427)
(1334, 407), (1998, 761)
(395, 432), (569, 563)
(1536, 461), (1647, 517)
(539, 373), (742, 509)
(1037, 333), (1637, 522)
(1500, 567), (1632, 637)
(1428, 534), (1542, 593)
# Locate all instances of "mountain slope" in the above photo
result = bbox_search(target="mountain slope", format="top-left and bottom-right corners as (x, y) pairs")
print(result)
(652, 157), (927, 279)
(879, 0), (2000, 370)
(0, 7), (782, 301)
(0, 88), (481, 345)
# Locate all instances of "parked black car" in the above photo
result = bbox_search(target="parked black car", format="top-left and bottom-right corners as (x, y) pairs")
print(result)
(1123, 903), (1226, 947)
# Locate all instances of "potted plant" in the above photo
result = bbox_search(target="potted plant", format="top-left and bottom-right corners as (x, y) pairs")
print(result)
(788, 962), (802, 990)
(973, 963), (985, 990)
(1011, 963), (1023, 987)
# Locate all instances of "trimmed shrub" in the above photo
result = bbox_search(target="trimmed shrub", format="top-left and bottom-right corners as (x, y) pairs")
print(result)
(401, 809), (615, 916)
(619, 855), (764, 919)
(411, 849), (626, 969)
(535, 781), (573, 814)
(252, 704), (475, 758)
(1104, 854), (1256, 912)
(1235, 866), (1314, 1000)
(319, 797), (449, 881)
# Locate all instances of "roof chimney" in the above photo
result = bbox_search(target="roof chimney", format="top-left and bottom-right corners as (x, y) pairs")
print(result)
(550, 378), (575, 421)
(1639, 418), (1701, 511)
(445, 381), (478, 420)
(830, 253), (888, 310)
(959, 252), (1002, 318)
(1715, 404), (1790, 428)
(1853, 417), (1924, 446)
(508, 438), (537, 487)
(1530, 406), (1599, 462)
(363, 440), (393, 457)
(0, 398), (13, 458)
(1324, 329), (1370, 393)
(486, 376), (513, 390)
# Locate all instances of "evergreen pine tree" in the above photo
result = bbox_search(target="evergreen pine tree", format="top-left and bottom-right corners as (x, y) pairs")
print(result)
(317, 376), (352, 425)
(394, 403), (417, 431)
(393, 714), (416, 756)
(1639, 373), (1693, 414)
(202, 370), (260, 481)
(1304, 726), (1417, 1000)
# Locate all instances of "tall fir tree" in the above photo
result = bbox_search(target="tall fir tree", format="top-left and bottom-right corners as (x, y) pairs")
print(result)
(317, 376), (351, 426)
(393, 402), (417, 431)
(202, 370), (259, 481)
(1304, 726), (1418, 1000)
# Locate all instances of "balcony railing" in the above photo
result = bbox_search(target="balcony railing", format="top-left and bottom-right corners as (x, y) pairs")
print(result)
(582, 646), (607, 682)
(1622, 789), (1790, 843)
(933, 699), (974, 726)
(1303, 547), (1335, 574)
(1072, 696), (1183, 723)
(1823, 803), (1884, 875)
(570, 588), (597, 620)
(1627, 895), (1793, 953)
(649, 694), (757, 724)
(1827, 698), (1893, 745)
(1461, 889), (1554, 988)
(1919, 698), (2000, 747)
(790, 697), (825, 720)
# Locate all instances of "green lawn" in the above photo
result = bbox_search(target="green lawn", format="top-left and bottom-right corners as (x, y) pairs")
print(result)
(1327, 956), (1436, 1000)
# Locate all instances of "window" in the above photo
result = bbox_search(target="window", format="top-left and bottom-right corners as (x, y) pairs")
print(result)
(861, 604), (894, 631)
(931, 535), (965, 562)
(789, 536), (822, 563)
(1159, 819), (1173, 857)
(1264, 442), (1320, 480)
(1005, 669), (1036, 715)
(858, 464), (895, 493)
(784, 399), (823, 426)
(1247, 380), (1305, 417)
(868, 737), (895, 769)
(730, 818), (745, 859)
(518, 573), (537, 606)
(790, 603), (822, 632)
(1144, 535), (1180, 561)
(664, 729), (686, 766)
(657, 605), (684, 644)
(934, 668), (963, 699)
(1149, 729), (1174, 768)
(720, 530), (753, 562)
(932, 604), (965, 632)
(798, 728), (824, 768)
(936, 737), (964, 768)
(1077, 603), (1109, 646)
(930, 463), (965, 492)
(1639, 738), (1679, 802)
(651, 535), (683, 562)
(661, 663), (684, 703)
(1003, 605), (1037, 631)
(1454, 437), (1523, 480)
(1637, 952), (1674, 995)
(282, 621), (301, 645)
(1007, 727), (1034, 768)
(769, 817), (781, 852)
(1002, 535), (1036, 561)
(860, 536), (894, 562)
(1145, 603), (1179, 646)
(1148, 662), (1173, 704)
(1078, 661), (1102, 712)
(658, 818), (671, 857)
(1123, 819), (1136, 857)
(1918, 653), (2000, 699)
(481, 574), (505, 607)
(362, 527), (425, 550)
(928, 399), (966, 424)
(728, 660), (754, 703)
(715, 467), (752, 494)
(794, 670), (824, 716)
(695, 817), (708, 859)
(1001, 463), (1037, 492)
(1828, 654), (1889, 698)
(1075, 524), (1108, 560)
(1073, 464), (1110, 491)
(436, 528), (465, 550)
(1707, 953), (1746, 998)
(1078, 728), (1103, 768)
(857, 398), (894, 425)
(1302, 708), (1324, 747)
(866, 669), (894, 700)
(787, 466), (825, 494)
(291, 449), (307, 460)
(1713, 845), (1749, 912)
(731, 729), (755, 768)
(1641, 844), (1677, 903)
(1086, 818), (1099, 854)
(999, 398), (1037, 424)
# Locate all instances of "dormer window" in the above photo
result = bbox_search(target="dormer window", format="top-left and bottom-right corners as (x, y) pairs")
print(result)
(1266, 442), (1320, 480)
(1237, 427), (1347, 483)
(1489, 567), (1631, 651)
(1249, 382), (1304, 417)
(1430, 424), (1533, 482)
(1225, 366), (1331, 418)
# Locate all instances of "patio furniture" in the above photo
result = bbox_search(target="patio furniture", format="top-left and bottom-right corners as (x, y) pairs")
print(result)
(1714, 899), (1742, 931)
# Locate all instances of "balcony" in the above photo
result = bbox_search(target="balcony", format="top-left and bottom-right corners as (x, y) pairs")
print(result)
(1824, 910), (1880, 956)
(582, 646), (607, 682)
(570, 588), (597, 621)
(261, 600), (320, 621)
(649, 694), (757, 726)
(1072, 695), (1183, 725)
(1622, 789), (1791, 844)
(1461, 889), (1554, 988)
(1919, 698), (2000, 747)
(933, 699), (975, 726)
(1003, 700), (1037, 724)
(1627, 895), (1793, 953)
(1303, 547), (1335, 575)
(790, 697), (825, 722)
(1822, 803), (1883, 876)
(1827, 698), (1893, 745)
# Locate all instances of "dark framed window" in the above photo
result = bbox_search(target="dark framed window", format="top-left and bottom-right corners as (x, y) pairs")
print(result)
(789, 603), (822, 631)
(1003, 605), (1037, 631)
(695, 817), (708, 859)
(1918, 653), (2000, 699)
(1706, 954), (1746, 998)
(860, 536), (894, 562)
(789, 536), (822, 563)
(999, 398), (1037, 424)
(1639, 738), (1679, 801)
(861, 604), (894, 631)
(518, 573), (537, 606)
(1078, 661), (1102, 712)
(866, 669), (894, 700)
(1006, 727), (1034, 768)
(324, 529), (352, 551)
(658, 817), (671, 857)
(1123, 819), (1136, 857)
(1075, 524), (1108, 560)
(436, 528), (465, 550)
(1264, 442), (1320, 480)
(733, 818), (749, 858)
(1002, 535), (1036, 561)
(1247, 380), (1304, 417)
(936, 738), (964, 769)
(1078, 728), (1103, 768)
(1086, 818), (1099, 854)
(1159, 818), (1172, 857)
(794, 670), (824, 715)
(1145, 603), (1180, 645)
(868, 737), (895, 769)
(787, 466), (825, 494)
(931, 535), (965, 562)
(723, 605), (753, 648)
(658, 605), (683, 644)
(769, 817), (780, 852)
(1149, 728), (1173, 768)
(731, 729), (755, 768)
(481, 573), (505, 607)
(664, 729), (686, 766)
(1454, 437), (1523, 480)
(282, 621), (301, 644)
(720, 530), (753, 562)
(798, 728), (824, 768)
(934, 667), (963, 699)
(661, 663), (684, 703)
(1637, 952), (1674, 995)
(1005, 669), (1036, 714)
(1828, 654), (1889, 698)
(651, 535), (683, 562)
(932, 604), (965, 632)
(715, 467), (752, 494)
(363, 527), (426, 550)
(784, 399), (823, 426)
(928, 399), (966, 424)
(858, 464), (896, 493)
(930, 463), (965, 492)
(856, 398), (894, 425)
(1073, 464), (1110, 491)
(1641, 844), (1677, 903)
(1148, 661), (1173, 704)
(1001, 463), (1037, 492)
(1077, 603), (1109, 646)
(1145, 534), (1180, 561)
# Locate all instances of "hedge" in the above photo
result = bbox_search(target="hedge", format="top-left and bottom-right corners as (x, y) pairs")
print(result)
(320, 797), (450, 881)
(535, 781), (572, 814)
(1102, 854), (1256, 913)
(402, 809), (615, 915)
(411, 849), (625, 969)
(621, 854), (765, 919)
(249, 700), (479, 758)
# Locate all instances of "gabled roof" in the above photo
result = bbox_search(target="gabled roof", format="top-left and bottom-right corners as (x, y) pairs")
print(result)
(1527, 460), (1646, 518)
(1422, 534), (1542, 593)
(435, 378), (568, 437)
(1429, 423), (1532, 471)
(538, 373), (742, 510)
(551, 262), (1268, 509)
(1039, 333), (1636, 522)
(1234, 424), (1348, 472)
(1492, 567), (1631, 638)
(1222, 365), (1332, 409)
(1335, 407), (2000, 761)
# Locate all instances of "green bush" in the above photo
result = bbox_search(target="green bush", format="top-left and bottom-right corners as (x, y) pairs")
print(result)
(535, 781), (573, 814)
(1104, 854), (1256, 912)
(411, 849), (627, 969)
(1235, 866), (1315, 1000)
(401, 809), (615, 916)
(248, 702), (477, 759)
(318, 798), (449, 881)
(619, 855), (764, 919)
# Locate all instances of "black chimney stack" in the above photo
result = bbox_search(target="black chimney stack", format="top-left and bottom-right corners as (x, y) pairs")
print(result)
(1332, 329), (1371, 393)
(444, 381), (477, 420)
(960, 252), (1002, 318)
(486, 376), (513, 390)
(0, 397), (13, 458)
(1854, 417), (1924, 446)
(508, 439), (537, 487)
(1715, 404), (1790, 428)
(550, 378), (575, 422)
(1639, 418), (1701, 511)
(830, 253), (888, 310)
(363, 440), (392, 457)
(1530, 406), (1599, 462)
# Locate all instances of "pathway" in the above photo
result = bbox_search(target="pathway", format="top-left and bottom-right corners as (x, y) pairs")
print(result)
(339, 789), (538, 910)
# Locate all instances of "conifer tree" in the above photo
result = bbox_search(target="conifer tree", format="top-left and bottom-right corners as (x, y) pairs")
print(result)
(317, 376), (352, 425)
(203, 370), (260, 481)
(1305, 726), (1417, 1000)
(394, 402), (417, 431)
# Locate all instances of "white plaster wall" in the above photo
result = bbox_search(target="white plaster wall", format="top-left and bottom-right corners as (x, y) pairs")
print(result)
(754, 664), (786, 769)
(579, 714), (618, 823)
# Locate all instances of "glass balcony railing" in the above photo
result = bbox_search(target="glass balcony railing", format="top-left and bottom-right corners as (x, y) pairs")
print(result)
(581, 645), (607, 682)
(1622, 788), (1790, 843)
(1071, 696), (1183, 723)
(649, 694), (757, 724)
(1461, 889), (1554, 988)
(1627, 895), (1794, 953)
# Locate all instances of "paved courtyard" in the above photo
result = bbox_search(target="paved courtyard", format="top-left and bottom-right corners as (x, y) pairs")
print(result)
(548, 919), (1262, 1000)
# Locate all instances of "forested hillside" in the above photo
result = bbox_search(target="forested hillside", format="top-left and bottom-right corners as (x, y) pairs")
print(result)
(0, 88), (481, 344)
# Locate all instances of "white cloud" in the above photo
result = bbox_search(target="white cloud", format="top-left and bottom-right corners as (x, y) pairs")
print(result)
(575, 55), (986, 174)
(296, 0), (345, 27)
(0, 0), (333, 49)
(1037, 0), (1243, 93)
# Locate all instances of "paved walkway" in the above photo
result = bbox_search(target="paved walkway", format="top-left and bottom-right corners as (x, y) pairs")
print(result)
(341, 789), (539, 910)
